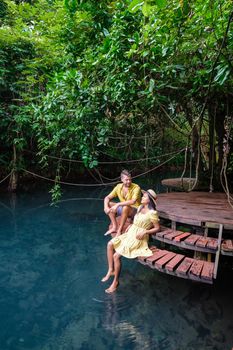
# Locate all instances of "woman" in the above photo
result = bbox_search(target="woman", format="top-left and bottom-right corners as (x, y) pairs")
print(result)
(101, 189), (160, 293)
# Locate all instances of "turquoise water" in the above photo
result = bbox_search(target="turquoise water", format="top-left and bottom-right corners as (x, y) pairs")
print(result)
(0, 185), (233, 350)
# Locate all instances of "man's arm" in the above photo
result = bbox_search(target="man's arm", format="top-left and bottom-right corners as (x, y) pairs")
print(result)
(115, 198), (136, 207)
(104, 194), (114, 214)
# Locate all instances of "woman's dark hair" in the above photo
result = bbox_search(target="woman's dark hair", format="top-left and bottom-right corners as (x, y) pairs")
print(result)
(148, 196), (156, 210)
(140, 191), (156, 211)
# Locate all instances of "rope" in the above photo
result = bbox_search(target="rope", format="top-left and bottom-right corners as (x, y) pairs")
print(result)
(133, 149), (185, 179)
(159, 103), (189, 137)
(107, 133), (152, 140)
(209, 112), (216, 193)
(188, 10), (233, 140)
(23, 169), (119, 186)
(24, 148), (185, 165)
(0, 171), (12, 184)
(188, 148), (193, 191)
(188, 109), (205, 192)
(220, 117), (233, 208)
(93, 168), (120, 182)
(222, 157), (233, 208)
(180, 145), (189, 191)
(183, 9), (233, 191)
(22, 149), (185, 187)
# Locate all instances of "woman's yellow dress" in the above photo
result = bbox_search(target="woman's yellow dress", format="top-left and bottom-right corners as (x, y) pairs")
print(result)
(111, 210), (159, 259)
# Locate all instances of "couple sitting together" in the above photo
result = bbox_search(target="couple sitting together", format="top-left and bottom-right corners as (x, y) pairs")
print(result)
(102, 169), (160, 293)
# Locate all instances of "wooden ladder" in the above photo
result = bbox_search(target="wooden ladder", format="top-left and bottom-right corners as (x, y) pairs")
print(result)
(138, 221), (224, 284)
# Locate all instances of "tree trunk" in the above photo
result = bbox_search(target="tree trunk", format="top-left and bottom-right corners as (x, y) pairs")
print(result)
(8, 144), (18, 192)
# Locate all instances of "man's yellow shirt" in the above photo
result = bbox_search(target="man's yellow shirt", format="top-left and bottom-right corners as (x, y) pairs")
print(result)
(108, 183), (141, 208)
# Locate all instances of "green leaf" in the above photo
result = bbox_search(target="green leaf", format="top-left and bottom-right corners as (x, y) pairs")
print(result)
(214, 65), (230, 85)
(142, 2), (151, 17)
(128, 0), (144, 13)
(149, 79), (155, 92)
(155, 0), (167, 9)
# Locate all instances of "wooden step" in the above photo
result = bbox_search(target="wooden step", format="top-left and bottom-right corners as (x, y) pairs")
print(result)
(165, 254), (185, 272)
(138, 246), (214, 284)
(152, 228), (218, 254)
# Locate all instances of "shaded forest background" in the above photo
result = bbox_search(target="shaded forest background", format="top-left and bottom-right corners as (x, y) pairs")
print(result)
(0, 0), (232, 197)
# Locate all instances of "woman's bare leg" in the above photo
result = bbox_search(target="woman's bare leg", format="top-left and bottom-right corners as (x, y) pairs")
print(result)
(101, 241), (115, 282)
(105, 253), (121, 293)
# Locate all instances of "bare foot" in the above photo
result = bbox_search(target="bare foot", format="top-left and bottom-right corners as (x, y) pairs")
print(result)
(105, 281), (119, 294)
(104, 228), (117, 236)
(101, 271), (114, 282)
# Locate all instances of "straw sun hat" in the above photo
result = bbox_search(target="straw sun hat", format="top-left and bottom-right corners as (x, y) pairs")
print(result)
(142, 189), (157, 206)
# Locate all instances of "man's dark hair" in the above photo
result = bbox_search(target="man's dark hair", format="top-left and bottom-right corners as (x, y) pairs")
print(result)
(120, 169), (131, 178)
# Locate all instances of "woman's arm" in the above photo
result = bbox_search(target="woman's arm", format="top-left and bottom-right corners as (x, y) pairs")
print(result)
(136, 221), (160, 240)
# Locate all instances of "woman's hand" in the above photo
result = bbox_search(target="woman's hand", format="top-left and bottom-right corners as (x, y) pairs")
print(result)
(136, 230), (147, 240)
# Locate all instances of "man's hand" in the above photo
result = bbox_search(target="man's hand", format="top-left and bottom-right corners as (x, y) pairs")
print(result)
(109, 204), (118, 214)
(104, 207), (110, 215)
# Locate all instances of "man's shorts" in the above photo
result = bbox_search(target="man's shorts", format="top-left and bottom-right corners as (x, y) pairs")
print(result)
(117, 206), (137, 218)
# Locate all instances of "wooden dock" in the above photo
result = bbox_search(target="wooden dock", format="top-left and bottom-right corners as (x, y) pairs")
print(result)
(138, 192), (233, 284)
(138, 246), (214, 284)
(156, 191), (233, 229)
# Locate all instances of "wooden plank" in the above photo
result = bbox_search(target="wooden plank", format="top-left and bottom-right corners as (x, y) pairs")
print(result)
(137, 256), (148, 265)
(165, 254), (185, 272)
(137, 246), (158, 263)
(164, 230), (184, 241)
(154, 252), (176, 269)
(196, 237), (208, 248)
(138, 253), (213, 284)
(156, 229), (173, 238)
(184, 234), (200, 246)
(176, 257), (194, 276)
(174, 232), (191, 242)
(201, 261), (214, 281)
(189, 260), (204, 277)
(206, 238), (218, 250)
(145, 249), (169, 266)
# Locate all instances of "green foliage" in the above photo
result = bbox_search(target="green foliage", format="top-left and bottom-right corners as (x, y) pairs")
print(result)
(0, 0), (233, 190)
(49, 181), (62, 205)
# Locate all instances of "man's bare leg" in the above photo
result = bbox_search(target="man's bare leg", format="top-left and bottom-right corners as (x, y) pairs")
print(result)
(105, 253), (121, 293)
(104, 202), (118, 235)
(116, 206), (134, 236)
(101, 241), (115, 282)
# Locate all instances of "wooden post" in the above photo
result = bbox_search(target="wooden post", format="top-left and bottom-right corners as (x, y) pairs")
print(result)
(171, 220), (176, 230)
(203, 224), (212, 261)
(213, 224), (223, 279)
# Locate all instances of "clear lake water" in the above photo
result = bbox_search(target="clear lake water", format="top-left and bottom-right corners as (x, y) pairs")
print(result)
(0, 178), (233, 350)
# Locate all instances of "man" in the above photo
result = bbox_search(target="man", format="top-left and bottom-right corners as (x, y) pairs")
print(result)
(104, 169), (141, 236)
